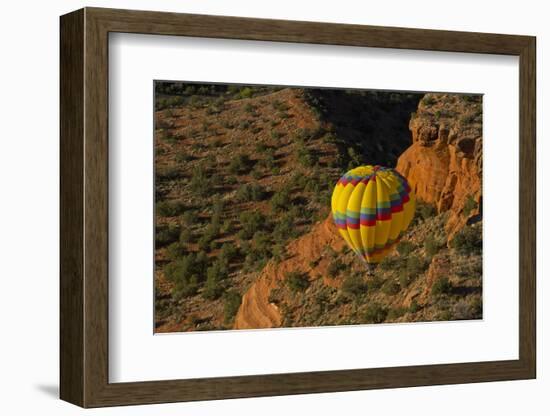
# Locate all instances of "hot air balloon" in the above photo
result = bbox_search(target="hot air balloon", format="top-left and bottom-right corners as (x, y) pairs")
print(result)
(331, 165), (415, 265)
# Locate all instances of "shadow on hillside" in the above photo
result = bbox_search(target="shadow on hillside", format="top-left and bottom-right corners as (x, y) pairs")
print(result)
(305, 89), (423, 168)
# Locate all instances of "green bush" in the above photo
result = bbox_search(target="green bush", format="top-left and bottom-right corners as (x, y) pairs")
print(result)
(463, 195), (478, 217)
(363, 303), (388, 324)
(296, 145), (318, 167)
(229, 154), (253, 174)
(165, 242), (186, 261)
(223, 290), (242, 324)
(408, 299), (421, 313)
(272, 213), (296, 243)
(270, 189), (291, 212)
(285, 271), (310, 293)
(155, 224), (180, 247)
(179, 228), (193, 244)
(156, 200), (185, 217)
(157, 166), (179, 181)
(431, 277), (452, 296)
(202, 260), (228, 300)
(422, 95), (436, 106)
(417, 201), (436, 220)
(238, 211), (268, 240)
(198, 225), (218, 252)
(396, 240), (415, 256)
(219, 243), (239, 264)
(164, 254), (206, 298)
(175, 151), (193, 163)
(189, 166), (210, 197)
(381, 279), (401, 296)
(387, 307), (407, 320)
(327, 259), (344, 278)
(450, 225), (482, 255)
(238, 87), (253, 99)
(341, 274), (367, 297)
(236, 183), (266, 202)
(424, 234), (442, 257)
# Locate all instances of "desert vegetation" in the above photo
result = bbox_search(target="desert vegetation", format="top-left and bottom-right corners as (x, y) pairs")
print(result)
(154, 82), (482, 332)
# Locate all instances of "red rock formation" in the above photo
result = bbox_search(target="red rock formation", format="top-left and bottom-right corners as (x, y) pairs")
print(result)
(396, 93), (482, 238)
(234, 215), (344, 330)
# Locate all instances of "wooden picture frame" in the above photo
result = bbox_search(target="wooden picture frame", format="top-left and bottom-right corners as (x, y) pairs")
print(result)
(60, 7), (536, 408)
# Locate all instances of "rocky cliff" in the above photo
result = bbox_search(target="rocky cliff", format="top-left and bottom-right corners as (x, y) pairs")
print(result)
(396, 93), (482, 238)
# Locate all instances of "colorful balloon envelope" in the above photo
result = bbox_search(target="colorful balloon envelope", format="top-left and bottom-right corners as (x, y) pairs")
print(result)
(331, 165), (415, 264)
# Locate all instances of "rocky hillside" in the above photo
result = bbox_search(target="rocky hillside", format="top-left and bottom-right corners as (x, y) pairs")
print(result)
(233, 93), (483, 330)
(154, 84), (420, 332)
(154, 83), (482, 332)
(396, 93), (482, 238)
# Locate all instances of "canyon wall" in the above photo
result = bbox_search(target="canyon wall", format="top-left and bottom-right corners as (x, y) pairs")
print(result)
(396, 93), (482, 238)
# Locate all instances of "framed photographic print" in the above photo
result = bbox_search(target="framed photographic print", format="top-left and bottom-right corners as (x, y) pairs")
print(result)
(60, 7), (536, 408)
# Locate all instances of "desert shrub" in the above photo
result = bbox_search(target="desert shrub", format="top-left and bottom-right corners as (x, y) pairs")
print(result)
(422, 95), (436, 106)
(236, 183), (265, 202)
(381, 279), (401, 296)
(202, 260), (228, 300)
(198, 224), (219, 251)
(424, 234), (443, 257)
(156, 200), (185, 217)
(416, 201), (436, 220)
(155, 224), (180, 247)
(165, 242), (187, 261)
(367, 275), (385, 292)
(244, 103), (256, 113)
(238, 87), (253, 99)
(341, 274), (367, 297)
(238, 120), (251, 130)
(409, 299), (421, 313)
(229, 153), (253, 174)
(463, 195), (478, 217)
(396, 240), (415, 256)
(387, 307), (407, 320)
(347, 147), (363, 167)
(378, 255), (406, 271)
(397, 255), (428, 288)
(270, 130), (283, 140)
(219, 243), (239, 263)
(327, 259), (344, 278)
(223, 290), (242, 324)
(189, 166), (210, 197)
(272, 213), (296, 242)
(156, 166), (179, 181)
(175, 151), (193, 163)
(406, 255), (426, 277)
(431, 276), (452, 296)
(285, 271), (310, 293)
(238, 211), (268, 240)
(251, 231), (272, 258)
(179, 228), (193, 244)
(271, 243), (286, 263)
(272, 100), (289, 111)
(363, 303), (388, 324)
(296, 145), (318, 167)
(451, 299), (480, 320)
(450, 225), (482, 255)
(270, 189), (291, 212)
(202, 275), (224, 300)
(164, 254), (205, 298)
(181, 211), (194, 226)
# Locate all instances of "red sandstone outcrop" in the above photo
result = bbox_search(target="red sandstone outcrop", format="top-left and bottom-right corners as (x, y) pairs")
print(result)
(396, 93), (482, 238)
